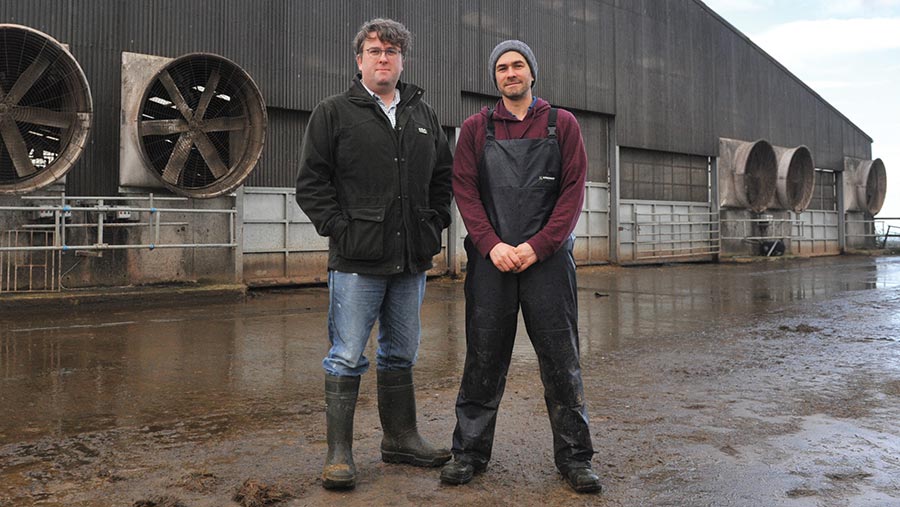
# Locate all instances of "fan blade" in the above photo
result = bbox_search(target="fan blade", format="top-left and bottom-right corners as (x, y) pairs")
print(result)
(6, 55), (52, 105)
(158, 70), (194, 121)
(0, 117), (37, 177)
(194, 133), (229, 179)
(203, 116), (246, 132)
(12, 106), (75, 129)
(193, 69), (221, 121)
(161, 133), (193, 184)
(141, 119), (190, 136)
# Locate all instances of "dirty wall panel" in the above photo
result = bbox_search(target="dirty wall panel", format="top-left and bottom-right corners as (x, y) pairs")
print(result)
(815, 99), (843, 171)
(244, 108), (310, 188)
(63, 46), (120, 196)
(711, 20), (736, 146)
(573, 112), (610, 183)
(585, 0), (616, 114)
(521, 0), (597, 110)
(458, 0), (483, 118)
(616, 0), (715, 157)
(118, 0), (229, 58)
(666, 0), (691, 156)
(465, 0), (519, 101)
(688, 2), (716, 156)
(0, 0), (73, 41)
(732, 44), (762, 141)
(396, 0), (458, 127)
(614, 4), (652, 150)
(778, 73), (805, 148)
(842, 125), (872, 161)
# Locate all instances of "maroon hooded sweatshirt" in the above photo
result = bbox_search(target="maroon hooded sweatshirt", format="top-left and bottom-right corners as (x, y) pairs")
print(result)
(452, 97), (588, 261)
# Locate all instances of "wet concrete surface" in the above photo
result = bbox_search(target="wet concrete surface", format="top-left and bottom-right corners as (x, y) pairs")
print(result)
(1, 255), (899, 506)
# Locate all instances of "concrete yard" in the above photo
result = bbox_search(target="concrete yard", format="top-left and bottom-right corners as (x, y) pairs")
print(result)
(1, 255), (899, 506)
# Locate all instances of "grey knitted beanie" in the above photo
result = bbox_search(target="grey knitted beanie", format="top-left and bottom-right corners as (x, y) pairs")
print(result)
(489, 40), (537, 88)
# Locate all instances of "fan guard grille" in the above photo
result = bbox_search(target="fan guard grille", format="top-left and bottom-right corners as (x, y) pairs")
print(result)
(0, 24), (92, 193)
(138, 53), (266, 198)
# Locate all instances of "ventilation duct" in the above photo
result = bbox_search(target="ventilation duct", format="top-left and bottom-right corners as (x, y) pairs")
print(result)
(718, 138), (778, 213)
(121, 52), (266, 198)
(0, 24), (92, 194)
(772, 145), (815, 212)
(843, 158), (887, 215)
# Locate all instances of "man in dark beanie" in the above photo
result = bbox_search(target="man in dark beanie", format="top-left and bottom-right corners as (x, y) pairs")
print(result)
(440, 39), (602, 494)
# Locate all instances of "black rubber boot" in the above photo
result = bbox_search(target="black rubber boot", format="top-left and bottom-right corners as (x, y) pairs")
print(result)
(377, 368), (452, 467)
(563, 466), (602, 493)
(322, 374), (360, 490)
(440, 458), (487, 485)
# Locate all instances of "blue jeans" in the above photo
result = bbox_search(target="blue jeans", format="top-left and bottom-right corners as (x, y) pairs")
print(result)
(323, 270), (427, 377)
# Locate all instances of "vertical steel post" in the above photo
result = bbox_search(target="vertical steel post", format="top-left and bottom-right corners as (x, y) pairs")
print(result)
(60, 193), (67, 250)
(234, 187), (243, 283)
(837, 170), (846, 252)
(97, 199), (105, 247)
(710, 156), (720, 260)
(447, 127), (464, 277)
(608, 118), (620, 264)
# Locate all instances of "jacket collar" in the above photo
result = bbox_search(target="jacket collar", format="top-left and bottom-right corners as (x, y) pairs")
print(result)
(347, 75), (424, 108)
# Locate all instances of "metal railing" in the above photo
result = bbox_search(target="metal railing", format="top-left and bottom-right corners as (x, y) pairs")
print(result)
(634, 210), (720, 260)
(0, 194), (237, 292)
(1, 194), (237, 252)
(845, 217), (900, 248)
(1, 230), (60, 293)
(719, 216), (804, 241)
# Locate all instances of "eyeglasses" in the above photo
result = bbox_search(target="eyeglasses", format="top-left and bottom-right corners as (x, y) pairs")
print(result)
(363, 47), (401, 58)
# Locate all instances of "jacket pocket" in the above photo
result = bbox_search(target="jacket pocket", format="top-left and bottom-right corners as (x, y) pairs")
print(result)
(340, 206), (386, 261)
(414, 207), (443, 260)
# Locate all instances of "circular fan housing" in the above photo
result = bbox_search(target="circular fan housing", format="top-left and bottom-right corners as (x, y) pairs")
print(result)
(733, 139), (777, 213)
(138, 53), (266, 198)
(858, 158), (886, 215)
(0, 24), (92, 194)
(774, 145), (815, 212)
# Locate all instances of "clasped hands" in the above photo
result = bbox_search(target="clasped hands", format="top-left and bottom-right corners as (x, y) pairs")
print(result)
(489, 242), (537, 273)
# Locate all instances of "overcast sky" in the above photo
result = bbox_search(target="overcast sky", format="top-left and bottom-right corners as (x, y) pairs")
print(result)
(701, 0), (900, 217)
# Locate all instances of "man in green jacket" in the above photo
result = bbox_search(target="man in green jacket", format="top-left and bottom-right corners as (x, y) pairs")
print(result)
(295, 18), (453, 490)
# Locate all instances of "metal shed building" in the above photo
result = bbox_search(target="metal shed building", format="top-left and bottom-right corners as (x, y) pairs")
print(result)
(0, 0), (887, 290)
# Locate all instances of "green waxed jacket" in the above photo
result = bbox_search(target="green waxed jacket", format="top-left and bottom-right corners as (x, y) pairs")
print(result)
(295, 76), (453, 275)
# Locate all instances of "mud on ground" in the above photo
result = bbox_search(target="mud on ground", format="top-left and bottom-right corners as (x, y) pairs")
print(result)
(1, 257), (899, 506)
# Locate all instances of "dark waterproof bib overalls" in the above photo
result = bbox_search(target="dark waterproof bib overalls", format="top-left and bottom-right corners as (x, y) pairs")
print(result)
(452, 109), (595, 472)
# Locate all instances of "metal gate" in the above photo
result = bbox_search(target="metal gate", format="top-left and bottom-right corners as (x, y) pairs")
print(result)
(241, 187), (449, 286)
(619, 200), (719, 263)
(1, 230), (60, 292)
(573, 182), (610, 265)
(792, 210), (840, 255)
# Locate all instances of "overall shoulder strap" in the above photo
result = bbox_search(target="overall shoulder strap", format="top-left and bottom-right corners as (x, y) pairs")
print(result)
(485, 108), (496, 140)
(547, 108), (558, 139)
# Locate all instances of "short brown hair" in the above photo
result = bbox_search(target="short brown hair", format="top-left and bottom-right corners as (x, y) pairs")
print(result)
(353, 18), (412, 55)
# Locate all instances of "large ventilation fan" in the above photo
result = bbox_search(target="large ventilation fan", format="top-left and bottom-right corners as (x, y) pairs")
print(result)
(772, 145), (815, 212)
(0, 24), (92, 194)
(136, 53), (266, 198)
(718, 138), (778, 213)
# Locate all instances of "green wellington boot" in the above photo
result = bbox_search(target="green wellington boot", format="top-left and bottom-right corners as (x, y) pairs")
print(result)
(377, 369), (452, 467)
(322, 374), (360, 489)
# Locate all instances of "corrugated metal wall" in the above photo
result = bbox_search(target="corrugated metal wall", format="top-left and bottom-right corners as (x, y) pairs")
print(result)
(0, 0), (874, 195)
(243, 108), (309, 188)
